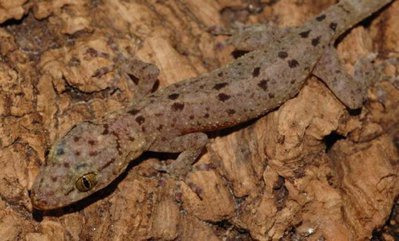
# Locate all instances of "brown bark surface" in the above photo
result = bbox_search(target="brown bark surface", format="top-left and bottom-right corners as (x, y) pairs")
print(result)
(0, 0), (398, 240)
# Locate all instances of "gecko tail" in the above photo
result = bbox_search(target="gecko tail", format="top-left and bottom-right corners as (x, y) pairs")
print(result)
(317, 0), (393, 39)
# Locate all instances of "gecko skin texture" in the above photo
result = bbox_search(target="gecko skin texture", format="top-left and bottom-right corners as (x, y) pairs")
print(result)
(31, 0), (393, 210)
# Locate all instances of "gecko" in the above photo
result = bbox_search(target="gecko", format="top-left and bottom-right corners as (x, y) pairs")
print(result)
(31, 0), (393, 210)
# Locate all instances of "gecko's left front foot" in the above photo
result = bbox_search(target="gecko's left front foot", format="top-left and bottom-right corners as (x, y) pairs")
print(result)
(150, 133), (208, 180)
(154, 148), (204, 179)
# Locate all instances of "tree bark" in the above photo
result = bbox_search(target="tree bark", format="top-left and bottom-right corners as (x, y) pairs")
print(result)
(0, 0), (398, 240)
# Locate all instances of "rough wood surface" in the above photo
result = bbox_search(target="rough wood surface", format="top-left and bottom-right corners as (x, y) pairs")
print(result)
(0, 0), (398, 240)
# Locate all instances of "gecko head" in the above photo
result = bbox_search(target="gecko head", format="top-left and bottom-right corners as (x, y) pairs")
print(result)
(31, 120), (147, 210)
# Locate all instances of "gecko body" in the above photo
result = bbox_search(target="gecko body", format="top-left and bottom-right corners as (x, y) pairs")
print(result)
(31, 0), (392, 210)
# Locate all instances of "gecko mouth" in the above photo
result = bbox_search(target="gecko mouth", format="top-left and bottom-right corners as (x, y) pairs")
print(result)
(30, 180), (73, 210)
(31, 190), (74, 211)
(30, 189), (55, 210)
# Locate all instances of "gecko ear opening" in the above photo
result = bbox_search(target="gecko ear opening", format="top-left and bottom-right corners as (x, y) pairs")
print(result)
(75, 172), (98, 192)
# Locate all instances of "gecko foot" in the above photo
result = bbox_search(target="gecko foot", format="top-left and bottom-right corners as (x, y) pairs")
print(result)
(153, 149), (204, 180)
(149, 132), (208, 179)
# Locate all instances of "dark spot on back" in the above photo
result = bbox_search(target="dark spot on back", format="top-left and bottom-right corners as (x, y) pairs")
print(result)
(329, 22), (337, 31)
(258, 79), (269, 91)
(168, 93), (179, 100)
(135, 116), (145, 125)
(268, 93), (275, 98)
(75, 151), (81, 156)
(226, 109), (236, 115)
(128, 109), (140, 115)
(63, 162), (70, 168)
(157, 125), (163, 131)
(204, 113), (210, 118)
(213, 82), (228, 90)
(217, 93), (231, 102)
(311, 36), (321, 46)
(237, 62), (242, 66)
(89, 151), (98, 156)
(288, 59), (299, 68)
(290, 79), (296, 84)
(51, 176), (58, 182)
(73, 136), (80, 142)
(189, 115), (194, 120)
(218, 72), (224, 77)
(278, 51), (288, 59)
(299, 30), (311, 38)
(141, 126), (146, 132)
(88, 140), (96, 145)
(171, 102), (185, 111)
(316, 14), (326, 21)
(252, 67), (261, 77)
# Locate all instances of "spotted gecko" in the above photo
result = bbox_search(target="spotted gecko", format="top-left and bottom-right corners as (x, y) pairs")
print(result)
(31, 0), (393, 210)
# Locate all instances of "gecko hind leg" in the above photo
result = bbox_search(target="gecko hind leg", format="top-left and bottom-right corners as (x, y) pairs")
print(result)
(149, 132), (208, 179)
(313, 48), (377, 109)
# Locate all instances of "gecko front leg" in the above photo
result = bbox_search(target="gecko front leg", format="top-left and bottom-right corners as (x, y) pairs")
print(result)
(122, 58), (160, 98)
(149, 133), (208, 178)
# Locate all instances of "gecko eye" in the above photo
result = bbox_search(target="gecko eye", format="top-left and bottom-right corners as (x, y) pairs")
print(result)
(75, 172), (97, 192)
